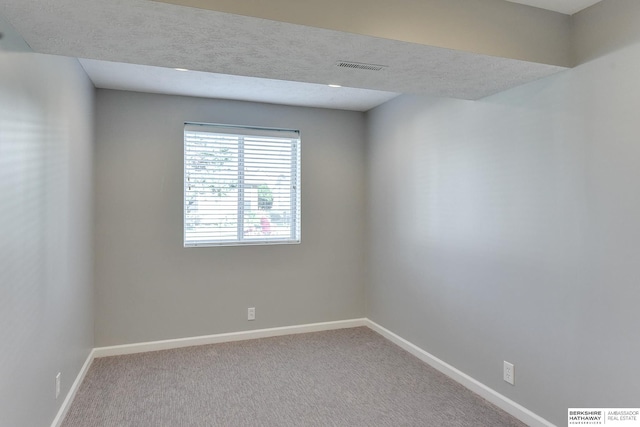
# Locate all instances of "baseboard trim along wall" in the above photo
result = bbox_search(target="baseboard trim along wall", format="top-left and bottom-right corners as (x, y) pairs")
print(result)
(92, 318), (368, 358)
(52, 318), (554, 427)
(365, 319), (556, 427)
(51, 349), (96, 427)
(51, 319), (366, 427)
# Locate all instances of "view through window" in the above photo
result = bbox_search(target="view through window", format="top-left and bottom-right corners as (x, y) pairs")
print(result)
(184, 123), (301, 247)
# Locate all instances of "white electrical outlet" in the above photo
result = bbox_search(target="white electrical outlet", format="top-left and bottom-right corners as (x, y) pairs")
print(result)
(248, 307), (255, 321)
(503, 361), (515, 385)
(55, 372), (61, 399)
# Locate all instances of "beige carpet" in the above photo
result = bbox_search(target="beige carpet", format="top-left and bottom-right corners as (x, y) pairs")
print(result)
(62, 327), (526, 426)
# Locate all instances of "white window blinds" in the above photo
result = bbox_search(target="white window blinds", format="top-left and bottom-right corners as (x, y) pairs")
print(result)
(184, 123), (301, 247)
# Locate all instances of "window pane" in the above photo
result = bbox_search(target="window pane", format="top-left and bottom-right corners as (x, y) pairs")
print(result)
(243, 137), (294, 241)
(184, 125), (300, 247)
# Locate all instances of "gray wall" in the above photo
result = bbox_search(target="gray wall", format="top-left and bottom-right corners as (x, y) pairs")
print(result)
(94, 90), (366, 346)
(572, 0), (640, 64)
(0, 50), (94, 427)
(366, 33), (640, 427)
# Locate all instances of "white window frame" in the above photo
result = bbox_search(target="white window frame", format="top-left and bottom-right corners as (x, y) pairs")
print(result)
(183, 122), (301, 247)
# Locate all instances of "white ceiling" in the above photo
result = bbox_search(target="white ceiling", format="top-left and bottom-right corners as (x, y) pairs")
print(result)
(505, 0), (602, 15)
(80, 59), (399, 111)
(1, 0), (573, 111)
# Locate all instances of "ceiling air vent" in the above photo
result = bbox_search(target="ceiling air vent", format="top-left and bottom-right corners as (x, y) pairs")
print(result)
(335, 61), (387, 71)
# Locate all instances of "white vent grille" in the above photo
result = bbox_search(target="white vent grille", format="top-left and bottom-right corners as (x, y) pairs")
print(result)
(335, 61), (387, 71)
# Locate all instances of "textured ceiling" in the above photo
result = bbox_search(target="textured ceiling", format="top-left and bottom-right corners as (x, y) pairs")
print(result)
(505, 0), (602, 15)
(0, 0), (567, 108)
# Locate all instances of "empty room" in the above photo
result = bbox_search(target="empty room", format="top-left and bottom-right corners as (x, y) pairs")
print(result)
(1, 0), (639, 426)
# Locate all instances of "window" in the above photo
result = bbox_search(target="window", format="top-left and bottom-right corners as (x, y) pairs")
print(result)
(184, 123), (301, 247)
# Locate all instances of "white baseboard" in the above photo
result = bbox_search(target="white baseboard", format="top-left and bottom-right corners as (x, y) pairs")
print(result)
(365, 319), (555, 427)
(50, 349), (95, 427)
(53, 318), (553, 427)
(93, 318), (368, 358)
(52, 319), (365, 426)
